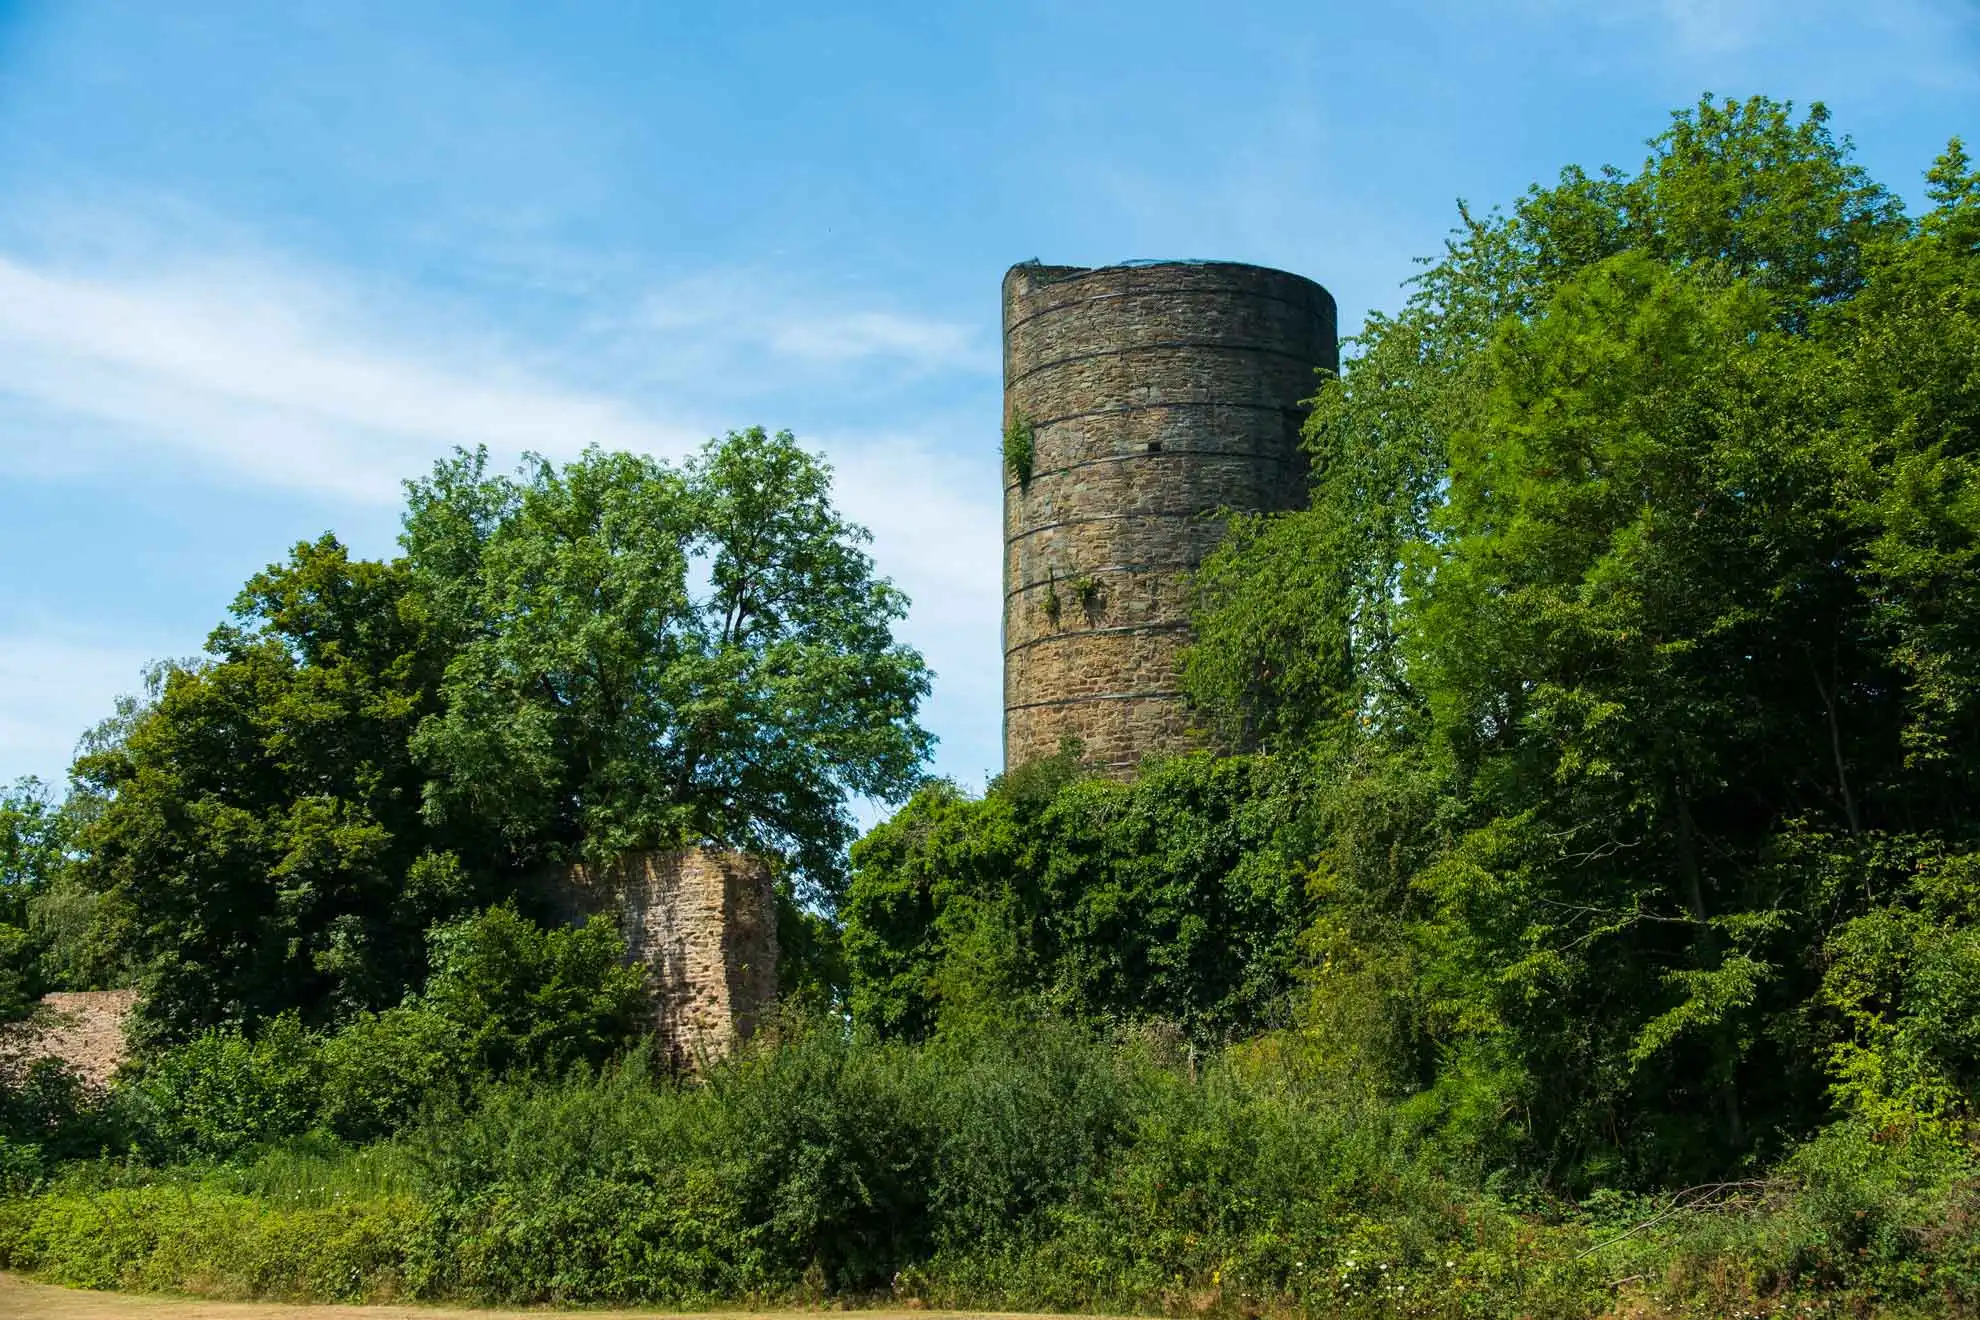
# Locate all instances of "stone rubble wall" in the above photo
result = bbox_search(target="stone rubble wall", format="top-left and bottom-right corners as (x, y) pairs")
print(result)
(4, 990), (139, 1088)
(550, 847), (778, 1065)
(4, 853), (780, 1085)
(1002, 260), (1338, 775)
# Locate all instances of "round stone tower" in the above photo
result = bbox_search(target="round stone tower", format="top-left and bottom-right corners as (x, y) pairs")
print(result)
(1002, 259), (1337, 776)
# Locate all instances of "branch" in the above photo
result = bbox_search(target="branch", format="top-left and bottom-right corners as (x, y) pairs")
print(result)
(1576, 1180), (1779, 1259)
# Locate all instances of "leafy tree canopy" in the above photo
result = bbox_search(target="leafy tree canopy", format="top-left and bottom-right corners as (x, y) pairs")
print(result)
(403, 428), (933, 902)
(69, 537), (465, 1037)
(64, 428), (928, 1038)
(1177, 97), (1980, 1184)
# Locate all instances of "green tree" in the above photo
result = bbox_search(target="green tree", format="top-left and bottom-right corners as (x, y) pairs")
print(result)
(0, 779), (74, 1017)
(844, 754), (1305, 1044)
(0, 778), (71, 912)
(1797, 139), (1980, 1134)
(68, 536), (478, 1038)
(1405, 252), (1872, 1178)
(1188, 96), (1902, 757)
(404, 428), (933, 903)
(1183, 98), (1980, 1184)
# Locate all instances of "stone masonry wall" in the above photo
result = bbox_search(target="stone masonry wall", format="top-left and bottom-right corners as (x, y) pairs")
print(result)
(1, 990), (139, 1089)
(1002, 260), (1338, 775)
(551, 847), (778, 1065)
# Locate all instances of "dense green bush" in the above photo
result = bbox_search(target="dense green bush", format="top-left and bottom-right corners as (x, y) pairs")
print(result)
(407, 1028), (954, 1301)
(342, 1021), (1606, 1310)
(315, 1005), (466, 1144)
(844, 753), (1306, 1043)
(9, 1026), (1978, 1315)
(419, 904), (646, 1080)
(122, 1013), (323, 1163)
(0, 1178), (424, 1301)
(108, 904), (645, 1161)
(1, 1023), (1548, 1310)
(0, 1057), (123, 1173)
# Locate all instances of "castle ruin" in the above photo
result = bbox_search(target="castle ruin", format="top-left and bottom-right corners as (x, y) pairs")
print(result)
(1002, 259), (1338, 775)
(550, 847), (779, 1065)
(17, 259), (1338, 1080)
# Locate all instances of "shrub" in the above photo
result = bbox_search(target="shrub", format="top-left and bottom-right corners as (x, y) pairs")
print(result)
(11, 1027), (1980, 1316)
(122, 1013), (323, 1162)
(0, 1180), (423, 1302)
(918, 1022), (1138, 1247)
(317, 1006), (467, 1143)
(1003, 412), (1035, 486)
(0, 1055), (126, 1169)
(0, 925), (42, 1022)
(100, 906), (647, 1160)
(409, 1028), (941, 1301)
(0, 1137), (42, 1195)
(421, 904), (646, 1080)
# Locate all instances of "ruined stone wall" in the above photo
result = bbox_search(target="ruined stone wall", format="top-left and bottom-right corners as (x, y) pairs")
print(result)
(550, 847), (778, 1064)
(1002, 260), (1338, 775)
(2, 990), (139, 1088)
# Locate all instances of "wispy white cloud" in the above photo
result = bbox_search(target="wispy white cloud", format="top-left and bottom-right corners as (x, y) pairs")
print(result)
(825, 431), (1005, 784)
(0, 222), (1007, 787)
(0, 253), (698, 501)
(0, 219), (994, 501)
(636, 269), (991, 377)
(827, 432), (1001, 628)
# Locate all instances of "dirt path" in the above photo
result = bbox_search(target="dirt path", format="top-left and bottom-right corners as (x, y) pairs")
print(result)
(0, 1276), (1082, 1320)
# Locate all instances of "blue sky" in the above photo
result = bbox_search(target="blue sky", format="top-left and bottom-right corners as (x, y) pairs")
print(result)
(1, 0), (1976, 800)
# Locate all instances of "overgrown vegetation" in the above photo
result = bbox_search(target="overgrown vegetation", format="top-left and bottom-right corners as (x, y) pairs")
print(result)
(15, 427), (926, 1041)
(1069, 573), (1103, 618)
(1003, 410), (1036, 487)
(5, 94), (1980, 1318)
(6, 1021), (1979, 1315)
(844, 751), (1304, 1044)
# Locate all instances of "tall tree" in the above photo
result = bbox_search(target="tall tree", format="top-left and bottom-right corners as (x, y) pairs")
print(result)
(404, 427), (933, 904)
(1184, 98), (1980, 1183)
(70, 537), (471, 1038)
